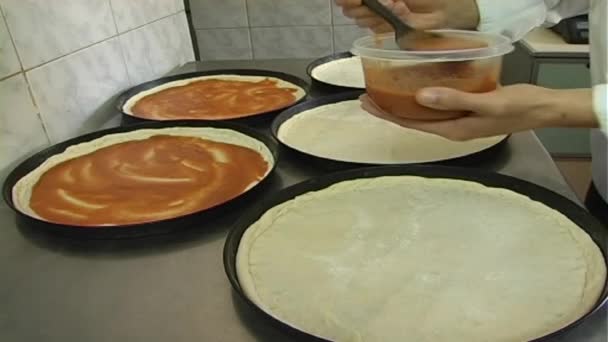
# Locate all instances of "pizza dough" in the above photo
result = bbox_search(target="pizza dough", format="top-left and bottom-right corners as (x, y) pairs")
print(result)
(278, 100), (506, 164)
(311, 56), (365, 88)
(236, 176), (606, 342)
(123, 75), (306, 120)
(13, 127), (274, 225)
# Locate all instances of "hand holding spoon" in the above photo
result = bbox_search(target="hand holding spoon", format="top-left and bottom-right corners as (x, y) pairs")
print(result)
(361, 0), (443, 50)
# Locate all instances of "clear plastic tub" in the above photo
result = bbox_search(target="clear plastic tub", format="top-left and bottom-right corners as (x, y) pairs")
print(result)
(351, 30), (514, 120)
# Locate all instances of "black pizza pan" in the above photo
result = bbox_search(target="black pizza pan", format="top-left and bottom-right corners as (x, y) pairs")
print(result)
(224, 165), (608, 342)
(271, 91), (509, 170)
(2, 120), (279, 239)
(116, 69), (310, 127)
(306, 52), (364, 95)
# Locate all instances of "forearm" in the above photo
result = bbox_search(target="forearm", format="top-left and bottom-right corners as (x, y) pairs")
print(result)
(532, 88), (598, 128)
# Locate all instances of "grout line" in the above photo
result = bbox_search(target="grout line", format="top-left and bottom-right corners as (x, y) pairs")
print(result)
(22, 37), (117, 73)
(116, 9), (184, 36)
(23, 72), (52, 145)
(244, 0), (255, 60)
(0, 6), (26, 76)
(107, 0), (121, 36)
(20, 10), (184, 73)
(329, 0), (335, 26)
(0, 5), (43, 126)
(107, 0), (133, 85)
(21, 72), (38, 109)
(0, 71), (21, 82)
(36, 112), (52, 145)
(329, 0), (336, 54)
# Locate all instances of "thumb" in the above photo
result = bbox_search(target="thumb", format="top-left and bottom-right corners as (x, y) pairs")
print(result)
(416, 87), (488, 112)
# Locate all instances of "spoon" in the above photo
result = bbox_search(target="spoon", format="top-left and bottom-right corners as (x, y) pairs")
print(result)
(361, 0), (441, 50)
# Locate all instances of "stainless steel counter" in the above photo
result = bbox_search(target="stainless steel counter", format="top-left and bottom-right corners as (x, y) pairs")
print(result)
(0, 60), (605, 342)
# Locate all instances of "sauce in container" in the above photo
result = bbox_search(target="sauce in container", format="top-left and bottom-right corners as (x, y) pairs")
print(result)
(352, 30), (513, 120)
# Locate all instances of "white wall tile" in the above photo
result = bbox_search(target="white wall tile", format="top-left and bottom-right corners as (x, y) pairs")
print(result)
(251, 26), (332, 59)
(0, 74), (49, 176)
(110, 0), (185, 33)
(333, 25), (369, 52)
(247, 0), (331, 27)
(190, 0), (248, 29)
(196, 28), (252, 60)
(0, 13), (20, 79)
(1, 0), (116, 69)
(119, 12), (194, 85)
(26, 38), (130, 143)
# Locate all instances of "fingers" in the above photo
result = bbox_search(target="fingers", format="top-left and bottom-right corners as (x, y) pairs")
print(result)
(360, 94), (498, 141)
(396, 0), (446, 30)
(415, 87), (500, 114)
(355, 17), (384, 29)
(368, 22), (394, 33)
(335, 0), (362, 7)
(343, 3), (388, 31)
(337, 0), (408, 32)
(342, 5), (375, 18)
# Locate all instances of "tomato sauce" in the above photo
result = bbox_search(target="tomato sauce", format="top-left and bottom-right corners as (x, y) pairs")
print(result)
(365, 36), (499, 120)
(131, 78), (299, 120)
(30, 135), (269, 226)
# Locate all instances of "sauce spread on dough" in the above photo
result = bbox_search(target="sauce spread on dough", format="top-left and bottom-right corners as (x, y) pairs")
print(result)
(130, 78), (299, 120)
(365, 36), (498, 120)
(29, 135), (269, 226)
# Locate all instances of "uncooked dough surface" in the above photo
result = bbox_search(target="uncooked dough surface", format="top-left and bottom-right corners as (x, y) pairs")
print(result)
(311, 57), (365, 88)
(237, 176), (606, 342)
(278, 100), (506, 164)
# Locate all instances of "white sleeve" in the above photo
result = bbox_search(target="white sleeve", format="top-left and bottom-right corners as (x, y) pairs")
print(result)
(475, 0), (547, 41)
(590, 0), (608, 135)
(475, 0), (590, 41)
(594, 85), (608, 134)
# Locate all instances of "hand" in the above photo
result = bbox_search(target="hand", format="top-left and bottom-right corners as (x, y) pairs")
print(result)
(360, 85), (598, 141)
(334, 0), (480, 33)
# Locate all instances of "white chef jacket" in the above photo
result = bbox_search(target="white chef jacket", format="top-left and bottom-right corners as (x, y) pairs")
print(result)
(476, 0), (608, 202)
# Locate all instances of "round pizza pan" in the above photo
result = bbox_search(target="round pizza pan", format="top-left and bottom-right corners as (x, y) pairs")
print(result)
(271, 91), (509, 170)
(2, 120), (279, 239)
(224, 165), (608, 341)
(116, 69), (310, 127)
(306, 52), (365, 95)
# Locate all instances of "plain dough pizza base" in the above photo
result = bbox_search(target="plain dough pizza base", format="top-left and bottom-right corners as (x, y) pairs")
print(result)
(311, 56), (365, 88)
(278, 100), (506, 164)
(12, 127), (274, 220)
(122, 74), (307, 116)
(236, 176), (606, 342)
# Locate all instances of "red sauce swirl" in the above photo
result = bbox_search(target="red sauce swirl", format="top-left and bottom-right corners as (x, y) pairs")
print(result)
(29, 135), (269, 226)
(131, 78), (299, 120)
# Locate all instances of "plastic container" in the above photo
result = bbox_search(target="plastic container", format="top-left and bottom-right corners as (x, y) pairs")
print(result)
(351, 30), (514, 120)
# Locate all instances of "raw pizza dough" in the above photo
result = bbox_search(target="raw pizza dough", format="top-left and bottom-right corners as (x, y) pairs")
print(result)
(311, 56), (365, 88)
(122, 74), (307, 116)
(12, 127), (274, 220)
(237, 176), (606, 342)
(278, 100), (506, 164)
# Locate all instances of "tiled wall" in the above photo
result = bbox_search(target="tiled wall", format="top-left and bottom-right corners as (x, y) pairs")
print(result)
(190, 0), (369, 60)
(0, 0), (194, 179)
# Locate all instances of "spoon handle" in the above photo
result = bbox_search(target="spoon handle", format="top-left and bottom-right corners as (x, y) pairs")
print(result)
(361, 0), (410, 34)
